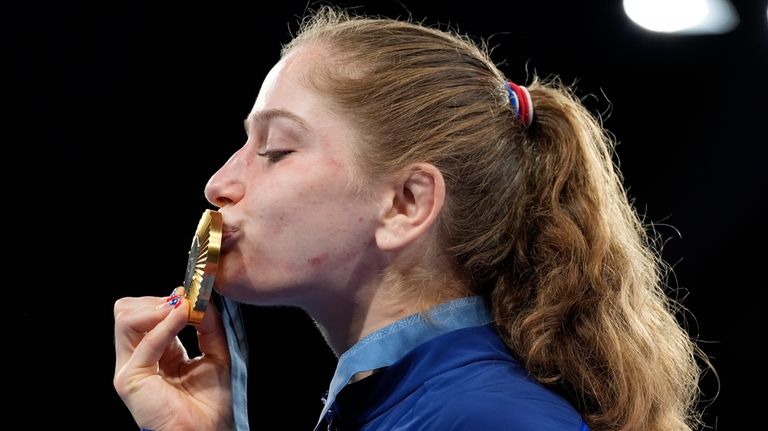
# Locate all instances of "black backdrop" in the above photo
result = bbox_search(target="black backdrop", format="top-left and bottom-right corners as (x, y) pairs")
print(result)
(10, 0), (766, 429)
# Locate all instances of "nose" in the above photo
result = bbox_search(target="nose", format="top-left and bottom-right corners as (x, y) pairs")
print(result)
(204, 150), (246, 208)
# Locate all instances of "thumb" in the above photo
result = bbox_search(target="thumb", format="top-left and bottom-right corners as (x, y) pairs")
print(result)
(196, 298), (230, 361)
(129, 299), (190, 370)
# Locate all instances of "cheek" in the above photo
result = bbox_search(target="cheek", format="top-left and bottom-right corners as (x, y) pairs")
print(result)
(301, 211), (379, 271)
(306, 244), (364, 267)
(245, 159), (374, 255)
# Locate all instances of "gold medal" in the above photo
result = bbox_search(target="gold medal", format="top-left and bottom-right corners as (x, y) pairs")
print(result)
(182, 209), (222, 325)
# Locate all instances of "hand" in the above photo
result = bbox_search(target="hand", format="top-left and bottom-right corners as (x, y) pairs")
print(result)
(113, 288), (233, 430)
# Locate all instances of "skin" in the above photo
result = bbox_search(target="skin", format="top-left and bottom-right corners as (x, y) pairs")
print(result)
(113, 289), (233, 430)
(113, 45), (446, 430)
(204, 46), (392, 349)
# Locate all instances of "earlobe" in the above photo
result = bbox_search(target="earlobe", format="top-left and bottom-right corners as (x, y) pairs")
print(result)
(375, 163), (445, 251)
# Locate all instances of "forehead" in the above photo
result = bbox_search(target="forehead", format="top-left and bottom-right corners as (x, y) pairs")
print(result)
(249, 46), (364, 160)
(250, 47), (326, 115)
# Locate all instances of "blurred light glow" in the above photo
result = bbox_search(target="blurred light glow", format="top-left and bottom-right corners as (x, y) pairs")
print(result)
(623, 0), (739, 34)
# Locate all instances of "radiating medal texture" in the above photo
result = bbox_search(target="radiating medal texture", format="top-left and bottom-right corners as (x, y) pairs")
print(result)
(183, 209), (222, 325)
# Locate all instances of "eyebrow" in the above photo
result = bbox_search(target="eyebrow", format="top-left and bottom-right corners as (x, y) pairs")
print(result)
(243, 109), (310, 133)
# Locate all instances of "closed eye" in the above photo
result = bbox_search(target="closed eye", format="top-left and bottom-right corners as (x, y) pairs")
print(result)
(256, 150), (294, 163)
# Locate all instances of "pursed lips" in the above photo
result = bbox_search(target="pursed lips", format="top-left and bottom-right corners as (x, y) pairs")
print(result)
(221, 225), (239, 251)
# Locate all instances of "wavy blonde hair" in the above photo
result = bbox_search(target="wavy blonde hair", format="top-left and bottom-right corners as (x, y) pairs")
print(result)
(284, 7), (707, 430)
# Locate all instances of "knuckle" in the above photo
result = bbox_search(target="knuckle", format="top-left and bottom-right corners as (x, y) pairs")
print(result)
(113, 367), (141, 399)
(113, 308), (131, 327)
(113, 297), (133, 318)
(112, 369), (128, 397)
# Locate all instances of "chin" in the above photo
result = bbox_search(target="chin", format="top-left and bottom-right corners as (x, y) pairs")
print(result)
(213, 277), (251, 302)
(213, 276), (293, 306)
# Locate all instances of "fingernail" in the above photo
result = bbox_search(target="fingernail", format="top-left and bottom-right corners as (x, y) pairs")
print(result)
(156, 288), (183, 310)
(168, 295), (182, 308)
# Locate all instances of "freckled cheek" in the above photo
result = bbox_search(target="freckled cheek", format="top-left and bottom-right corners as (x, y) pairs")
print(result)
(252, 190), (306, 236)
(303, 215), (377, 270)
(302, 240), (373, 280)
(270, 212), (290, 236)
(335, 247), (365, 265)
(307, 252), (330, 267)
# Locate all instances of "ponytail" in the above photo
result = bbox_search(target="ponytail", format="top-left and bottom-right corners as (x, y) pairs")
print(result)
(492, 79), (702, 430)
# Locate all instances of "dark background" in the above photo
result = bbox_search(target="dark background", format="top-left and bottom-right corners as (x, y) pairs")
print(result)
(10, 0), (766, 429)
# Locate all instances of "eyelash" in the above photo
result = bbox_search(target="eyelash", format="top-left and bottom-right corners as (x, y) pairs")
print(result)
(256, 150), (294, 163)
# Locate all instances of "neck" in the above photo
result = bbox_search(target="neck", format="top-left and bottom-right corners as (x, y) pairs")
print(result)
(302, 248), (471, 356)
(305, 276), (472, 357)
(306, 285), (424, 356)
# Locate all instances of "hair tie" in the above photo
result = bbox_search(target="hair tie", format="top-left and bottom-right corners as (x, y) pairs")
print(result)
(504, 81), (533, 128)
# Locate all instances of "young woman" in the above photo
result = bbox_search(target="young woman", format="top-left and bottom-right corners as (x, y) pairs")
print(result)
(114, 7), (704, 430)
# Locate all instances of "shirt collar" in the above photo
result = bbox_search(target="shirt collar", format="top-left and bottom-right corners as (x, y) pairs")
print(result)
(315, 295), (492, 430)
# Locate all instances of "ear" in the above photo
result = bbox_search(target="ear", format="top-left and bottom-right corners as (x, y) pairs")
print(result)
(375, 163), (446, 251)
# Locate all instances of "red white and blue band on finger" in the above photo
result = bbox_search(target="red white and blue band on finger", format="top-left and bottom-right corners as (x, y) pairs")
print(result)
(505, 81), (534, 128)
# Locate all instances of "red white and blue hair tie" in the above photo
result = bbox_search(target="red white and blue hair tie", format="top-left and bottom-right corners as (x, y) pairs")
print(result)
(504, 81), (534, 128)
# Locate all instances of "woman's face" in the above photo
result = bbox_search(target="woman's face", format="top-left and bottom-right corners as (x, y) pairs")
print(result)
(204, 48), (386, 307)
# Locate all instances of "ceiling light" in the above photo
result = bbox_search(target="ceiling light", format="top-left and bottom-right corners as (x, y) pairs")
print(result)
(623, 0), (739, 34)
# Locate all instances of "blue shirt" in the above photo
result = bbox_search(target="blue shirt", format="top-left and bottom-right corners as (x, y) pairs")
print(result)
(316, 296), (589, 430)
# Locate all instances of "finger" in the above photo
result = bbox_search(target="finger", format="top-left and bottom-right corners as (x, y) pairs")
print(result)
(158, 336), (190, 378)
(114, 288), (184, 344)
(128, 299), (190, 370)
(196, 298), (230, 361)
(114, 296), (175, 371)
